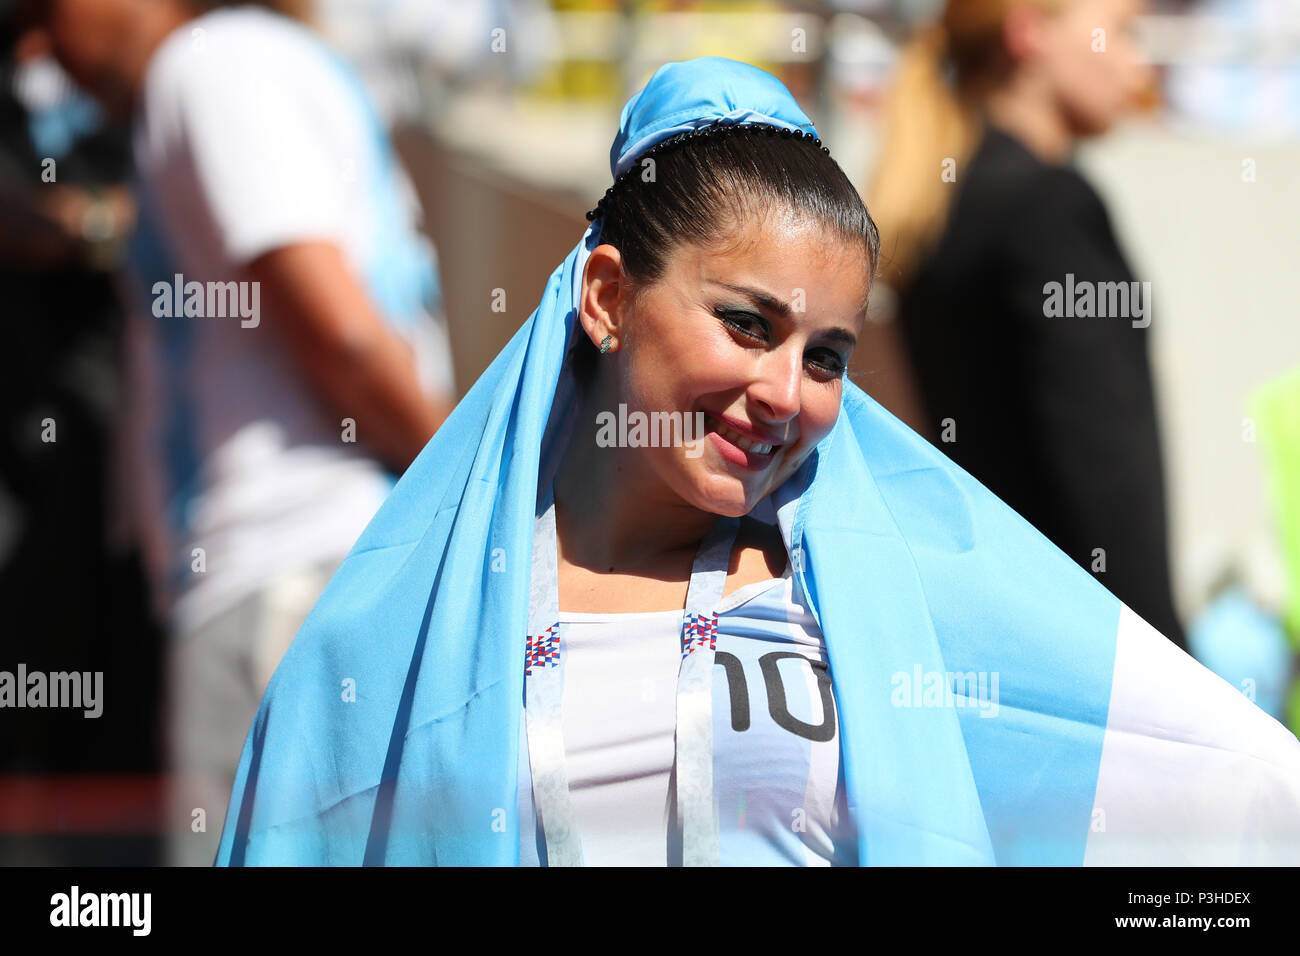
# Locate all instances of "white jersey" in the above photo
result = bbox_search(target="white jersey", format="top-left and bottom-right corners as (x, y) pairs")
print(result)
(122, 8), (454, 634)
(518, 560), (859, 866)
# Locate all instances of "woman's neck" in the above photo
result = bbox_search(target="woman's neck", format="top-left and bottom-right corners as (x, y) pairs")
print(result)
(551, 383), (720, 574)
(982, 80), (1074, 166)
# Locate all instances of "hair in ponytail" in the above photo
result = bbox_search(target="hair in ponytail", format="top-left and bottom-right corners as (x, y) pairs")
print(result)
(867, 22), (979, 294)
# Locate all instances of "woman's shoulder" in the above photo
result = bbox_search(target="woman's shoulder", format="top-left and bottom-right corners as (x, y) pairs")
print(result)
(964, 125), (1109, 233)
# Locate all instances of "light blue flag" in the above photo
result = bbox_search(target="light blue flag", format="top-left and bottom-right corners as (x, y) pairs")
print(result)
(216, 56), (1300, 866)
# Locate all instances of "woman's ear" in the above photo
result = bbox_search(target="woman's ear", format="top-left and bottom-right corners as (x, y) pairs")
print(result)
(1001, 2), (1051, 65)
(579, 243), (627, 351)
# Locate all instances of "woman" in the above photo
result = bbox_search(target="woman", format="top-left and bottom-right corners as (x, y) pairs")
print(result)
(867, 0), (1186, 649)
(216, 57), (1300, 866)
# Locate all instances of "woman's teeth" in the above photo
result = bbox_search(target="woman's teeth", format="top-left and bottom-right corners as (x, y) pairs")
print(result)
(710, 416), (775, 455)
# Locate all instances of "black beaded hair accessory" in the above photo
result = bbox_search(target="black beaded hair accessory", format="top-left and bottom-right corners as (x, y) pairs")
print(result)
(585, 121), (830, 223)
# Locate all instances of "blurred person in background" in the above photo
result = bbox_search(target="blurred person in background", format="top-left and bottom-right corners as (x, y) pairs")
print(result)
(0, 15), (163, 864)
(867, 0), (1186, 648)
(14, 0), (457, 865)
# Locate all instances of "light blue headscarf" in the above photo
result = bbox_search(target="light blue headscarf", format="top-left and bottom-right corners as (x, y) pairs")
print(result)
(216, 57), (1261, 866)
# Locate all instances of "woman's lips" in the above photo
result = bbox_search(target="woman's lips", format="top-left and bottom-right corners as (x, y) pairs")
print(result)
(704, 412), (780, 472)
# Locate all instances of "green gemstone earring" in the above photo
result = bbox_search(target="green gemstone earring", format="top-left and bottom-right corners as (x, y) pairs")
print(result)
(599, 334), (614, 354)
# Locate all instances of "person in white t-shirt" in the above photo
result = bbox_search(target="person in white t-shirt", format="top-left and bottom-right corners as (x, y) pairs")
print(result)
(15, 0), (456, 865)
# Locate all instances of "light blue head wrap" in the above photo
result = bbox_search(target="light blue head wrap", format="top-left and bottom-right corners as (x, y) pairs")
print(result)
(215, 57), (1180, 866)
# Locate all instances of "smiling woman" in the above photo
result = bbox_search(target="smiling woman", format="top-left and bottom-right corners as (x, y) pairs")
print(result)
(526, 113), (881, 864)
(568, 209), (869, 497)
(217, 57), (1300, 868)
(554, 120), (875, 643)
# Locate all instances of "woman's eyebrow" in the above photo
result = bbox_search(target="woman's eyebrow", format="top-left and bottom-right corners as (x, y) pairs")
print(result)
(709, 280), (790, 318)
(709, 280), (859, 350)
(821, 327), (858, 350)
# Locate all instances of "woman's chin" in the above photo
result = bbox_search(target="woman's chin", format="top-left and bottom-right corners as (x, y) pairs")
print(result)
(702, 486), (769, 519)
(720, 501), (754, 518)
(687, 486), (753, 519)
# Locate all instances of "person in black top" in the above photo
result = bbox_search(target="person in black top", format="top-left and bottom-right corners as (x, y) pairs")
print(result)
(866, 0), (1186, 648)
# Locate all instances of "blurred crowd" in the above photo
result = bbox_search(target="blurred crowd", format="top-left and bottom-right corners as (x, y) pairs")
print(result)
(1, 0), (1297, 865)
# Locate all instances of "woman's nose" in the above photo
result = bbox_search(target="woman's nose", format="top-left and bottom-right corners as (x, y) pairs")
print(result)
(749, 345), (802, 426)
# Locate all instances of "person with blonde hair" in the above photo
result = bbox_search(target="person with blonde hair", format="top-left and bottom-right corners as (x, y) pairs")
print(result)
(868, 0), (1186, 649)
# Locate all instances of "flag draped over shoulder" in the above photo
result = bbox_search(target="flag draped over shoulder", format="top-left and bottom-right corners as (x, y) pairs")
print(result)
(215, 57), (1300, 867)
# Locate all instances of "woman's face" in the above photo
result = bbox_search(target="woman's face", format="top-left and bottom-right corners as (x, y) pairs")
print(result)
(1038, 0), (1151, 137)
(581, 205), (871, 519)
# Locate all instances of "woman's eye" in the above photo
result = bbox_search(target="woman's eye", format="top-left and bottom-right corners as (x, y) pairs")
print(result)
(715, 307), (767, 339)
(715, 307), (847, 378)
(807, 350), (847, 377)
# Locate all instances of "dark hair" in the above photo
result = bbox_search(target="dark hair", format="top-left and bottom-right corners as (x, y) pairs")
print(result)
(571, 121), (881, 386)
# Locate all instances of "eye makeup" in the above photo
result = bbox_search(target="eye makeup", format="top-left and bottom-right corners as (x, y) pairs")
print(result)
(711, 305), (849, 378)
